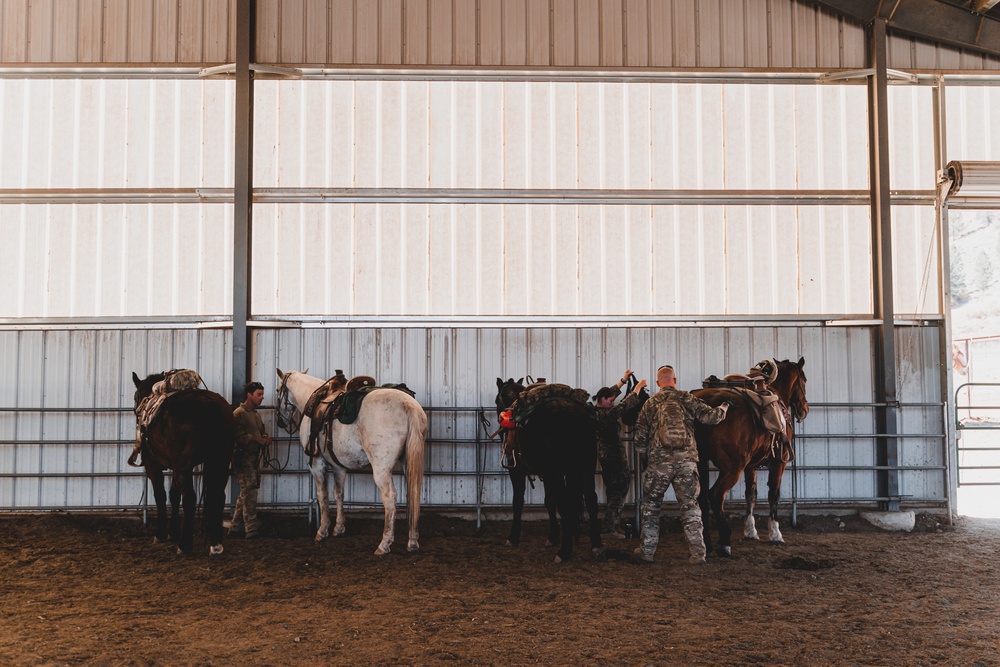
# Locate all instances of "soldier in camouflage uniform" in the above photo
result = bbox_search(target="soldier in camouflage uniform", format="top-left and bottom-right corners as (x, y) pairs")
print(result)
(593, 369), (648, 538)
(229, 381), (271, 539)
(631, 365), (730, 564)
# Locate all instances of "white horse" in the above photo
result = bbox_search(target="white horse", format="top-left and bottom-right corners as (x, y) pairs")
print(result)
(275, 369), (427, 555)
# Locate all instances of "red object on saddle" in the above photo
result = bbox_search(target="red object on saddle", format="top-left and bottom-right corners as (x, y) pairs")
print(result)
(499, 410), (516, 429)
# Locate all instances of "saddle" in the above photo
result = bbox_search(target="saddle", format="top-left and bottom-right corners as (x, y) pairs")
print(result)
(702, 368), (794, 464)
(305, 374), (417, 459)
(511, 383), (594, 427)
(129, 369), (205, 467)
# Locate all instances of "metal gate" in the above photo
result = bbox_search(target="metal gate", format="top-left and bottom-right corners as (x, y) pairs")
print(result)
(955, 382), (1000, 487)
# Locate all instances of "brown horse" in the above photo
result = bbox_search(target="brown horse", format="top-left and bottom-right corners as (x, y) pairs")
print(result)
(132, 372), (236, 556)
(693, 358), (809, 557)
(495, 378), (602, 563)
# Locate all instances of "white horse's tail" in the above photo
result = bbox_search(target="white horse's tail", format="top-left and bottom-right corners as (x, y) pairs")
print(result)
(405, 401), (428, 543)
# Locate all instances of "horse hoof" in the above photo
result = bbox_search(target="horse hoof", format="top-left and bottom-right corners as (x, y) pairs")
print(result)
(374, 546), (391, 556)
(717, 546), (732, 557)
(545, 539), (557, 548)
(504, 539), (518, 547)
(209, 544), (224, 556)
(553, 554), (564, 564)
(407, 543), (420, 553)
(592, 548), (608, 563)
(176, 547), (190, 556)
(743, 535), (760, 542)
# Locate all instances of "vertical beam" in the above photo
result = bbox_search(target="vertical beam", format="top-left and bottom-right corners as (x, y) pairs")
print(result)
(933, 76), (957, 522)
(233, 0), (255, 404)
(867, 18), (900, 511)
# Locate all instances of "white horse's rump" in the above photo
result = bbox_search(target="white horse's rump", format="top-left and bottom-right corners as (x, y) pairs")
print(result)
(276, 369), (427, 555)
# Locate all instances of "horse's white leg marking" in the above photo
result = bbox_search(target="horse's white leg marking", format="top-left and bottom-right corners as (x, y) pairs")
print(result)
(331, 465), (347, 536)
(744, 513), (759, 540)
(371, 464), (398, 556)
(209, 544), (224, 556)
(309, 456), (332, 541)
(769, 517), (784, 543)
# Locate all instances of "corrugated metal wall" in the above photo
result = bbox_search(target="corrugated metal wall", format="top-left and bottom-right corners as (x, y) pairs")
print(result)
(0, 78), (947, 319)
(3, 0), (999, 71)
(0, 324), (947, 510)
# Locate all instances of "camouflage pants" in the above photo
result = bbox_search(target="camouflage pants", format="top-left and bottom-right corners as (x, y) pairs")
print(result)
(600, 444), (631, 532)
(637, 460), (706, 560)
(230, 448), (261, 533)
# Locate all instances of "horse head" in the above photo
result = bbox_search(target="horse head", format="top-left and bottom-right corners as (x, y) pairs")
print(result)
(494, 377), (525, 415)
(274, 368), (307, 434)
(132, 371), (165, 412)
(773, 357), (809, 422)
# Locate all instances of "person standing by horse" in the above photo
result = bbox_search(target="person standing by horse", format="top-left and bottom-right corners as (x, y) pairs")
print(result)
(593, 369), (647, 539)
(229, 381), (271, 539)
(631, 365), (729, 565)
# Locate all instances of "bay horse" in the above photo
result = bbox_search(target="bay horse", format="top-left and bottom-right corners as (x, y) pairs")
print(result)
(693, 357), (809, 557)
(131, 372), (235, 556)
(495, 378), (602, 563)
(275, 369), (427, 555)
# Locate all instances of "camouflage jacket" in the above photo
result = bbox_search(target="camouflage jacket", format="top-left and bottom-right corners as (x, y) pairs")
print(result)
(633, 386), (728, 465)
(595, 387), (640, 459)
(233, 404), (266, 456)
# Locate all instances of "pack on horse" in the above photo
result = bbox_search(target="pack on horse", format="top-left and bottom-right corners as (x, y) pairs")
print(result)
(494, 378), (603, 563)
(274, 369), (427, 555)
(693, 357), (809, 557)
(131, 371), (235, 556)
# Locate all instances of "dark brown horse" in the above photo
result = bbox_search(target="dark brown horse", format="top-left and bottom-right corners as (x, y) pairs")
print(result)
(693, 358), (809, 557)
(495, 378), (602, 563)
(132, 372), (235, 556)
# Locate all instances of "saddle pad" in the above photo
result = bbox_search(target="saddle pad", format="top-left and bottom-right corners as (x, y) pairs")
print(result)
(335, 383), (417, 425)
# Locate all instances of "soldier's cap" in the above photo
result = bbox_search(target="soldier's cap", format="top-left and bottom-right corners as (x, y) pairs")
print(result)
(593, 387), (616, 402)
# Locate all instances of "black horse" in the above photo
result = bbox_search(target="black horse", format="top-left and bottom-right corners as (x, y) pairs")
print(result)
(495, 378), (602, 562)
(132, 372), (236, 556)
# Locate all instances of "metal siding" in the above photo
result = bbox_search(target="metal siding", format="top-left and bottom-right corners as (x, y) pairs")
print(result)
(946, 86), (1000, 161)
(0, 79), (232, 190)
(892, 206), (941, 317)
(14, 0), (995, 68)
(257, 80), (865, 191)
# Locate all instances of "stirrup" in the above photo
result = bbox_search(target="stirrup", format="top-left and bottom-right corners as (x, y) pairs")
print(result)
(501, 450), (518, 469)
(127, 449), (142, 468)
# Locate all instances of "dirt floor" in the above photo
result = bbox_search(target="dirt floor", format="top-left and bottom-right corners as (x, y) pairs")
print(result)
(0, 509), (998, 667)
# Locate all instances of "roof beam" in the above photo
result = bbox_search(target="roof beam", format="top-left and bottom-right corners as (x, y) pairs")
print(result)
(973, 0), (1000, 14)
(815, 0), (1000, 57)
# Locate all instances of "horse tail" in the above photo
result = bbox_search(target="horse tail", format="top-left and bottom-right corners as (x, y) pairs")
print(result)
(404, 400), (428, 539)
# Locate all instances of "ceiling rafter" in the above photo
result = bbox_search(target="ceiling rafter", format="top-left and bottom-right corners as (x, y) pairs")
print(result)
(815, 0), (1000, 57)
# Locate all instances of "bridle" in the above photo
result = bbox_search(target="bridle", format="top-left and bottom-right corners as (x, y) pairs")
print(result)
(275, 373), (303, 434)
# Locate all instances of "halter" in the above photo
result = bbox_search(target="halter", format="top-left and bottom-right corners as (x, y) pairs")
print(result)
(275, 373), (303, 434)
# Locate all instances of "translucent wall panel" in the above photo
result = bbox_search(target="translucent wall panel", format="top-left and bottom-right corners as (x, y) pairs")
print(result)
(255, 80), (869, 191)
(252, 203), (874, 317)
(892, 206), (942, 317)
(945, 86), (1000, 161)
(888, 86), (935, 190)
(0, 79), (233, 189)
(0, 204), (233, 318)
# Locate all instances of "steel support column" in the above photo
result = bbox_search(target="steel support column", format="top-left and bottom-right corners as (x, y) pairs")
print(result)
(867, 18), (900, 511)
(232, 0), (255, 405)
(933, 77), (958, 522)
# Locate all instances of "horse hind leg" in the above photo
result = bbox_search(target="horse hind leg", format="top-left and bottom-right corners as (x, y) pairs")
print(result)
(743, 467), (760, 541)
(175, 471), (197, 556)
(710, 469), (741, 557)
(147, 468), (169, 544)
(371, 466), (398, 556)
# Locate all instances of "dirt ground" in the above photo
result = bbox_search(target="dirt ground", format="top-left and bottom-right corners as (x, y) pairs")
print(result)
(1, 509), (998, 667)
